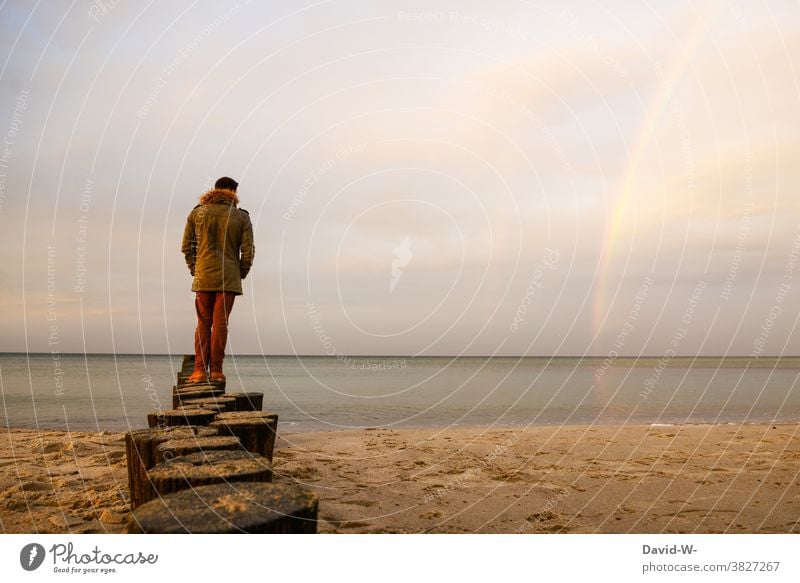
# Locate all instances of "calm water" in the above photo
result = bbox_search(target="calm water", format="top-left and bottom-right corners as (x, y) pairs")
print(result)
(1, 353), (799, 432)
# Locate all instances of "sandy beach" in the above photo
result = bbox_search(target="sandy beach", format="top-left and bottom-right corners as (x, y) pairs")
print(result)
(1, 423), (798, 534)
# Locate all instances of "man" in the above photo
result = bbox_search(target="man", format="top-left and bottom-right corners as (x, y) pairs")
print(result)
(181, 176), (254, 382)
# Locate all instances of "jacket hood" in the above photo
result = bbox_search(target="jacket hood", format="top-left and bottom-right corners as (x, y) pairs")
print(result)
(199, 188), (239, 206)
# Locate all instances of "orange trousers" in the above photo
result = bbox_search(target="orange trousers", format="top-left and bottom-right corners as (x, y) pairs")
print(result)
(193, 291), (236, 373)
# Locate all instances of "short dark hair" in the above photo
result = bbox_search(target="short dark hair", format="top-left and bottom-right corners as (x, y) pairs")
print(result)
(214, 176), (239, 191)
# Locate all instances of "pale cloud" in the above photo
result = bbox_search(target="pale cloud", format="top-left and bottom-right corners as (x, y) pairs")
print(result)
(0, 0), (798, 356)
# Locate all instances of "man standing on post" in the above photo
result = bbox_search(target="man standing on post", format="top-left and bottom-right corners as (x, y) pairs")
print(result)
(182, 176), (254, 383)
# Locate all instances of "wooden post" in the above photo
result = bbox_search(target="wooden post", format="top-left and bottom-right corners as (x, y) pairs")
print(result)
(155, 435), (242, 465)
(181, 354), (196, 374)
(179, 396), (237, 413)
(176, 371), (218, 385)
(210, 413), (278, 462)
(173, 384), (226, 395)
(174, 378), (226, 392)
(225, 392), (264, 412)
(213, 410), (276, 421)
(147, 408), (216, 428)
(172, 388), (224, 409)
(129, 481), (318, 533)
(125, 426), (216, 510)
(177, 402), (226, 414)
(142, 450), (273, 505)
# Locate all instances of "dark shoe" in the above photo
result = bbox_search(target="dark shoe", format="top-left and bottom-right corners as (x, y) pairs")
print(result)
(209, 371), (226, 382)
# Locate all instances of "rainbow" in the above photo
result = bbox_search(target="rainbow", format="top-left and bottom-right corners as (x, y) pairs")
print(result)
(592, 4), (720, 344)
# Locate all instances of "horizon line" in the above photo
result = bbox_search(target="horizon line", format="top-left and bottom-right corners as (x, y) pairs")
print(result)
(1, 352), (798, 359)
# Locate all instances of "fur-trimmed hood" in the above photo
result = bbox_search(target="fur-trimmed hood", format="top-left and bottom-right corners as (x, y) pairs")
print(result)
(199, 188), (239, 206)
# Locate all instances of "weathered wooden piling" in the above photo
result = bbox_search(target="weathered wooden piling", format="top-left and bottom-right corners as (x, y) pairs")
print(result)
(172, 388), (225, 409)
(174, 378), (226, 392)
(180, 354), (195, 373)
(129, 358), (302, 531)
(173, 383), (226, 395)
(213, 410), (276, 421)
(210, 412), (279, 462)
(128, 482), (318, 533)
(179, 396), (237, 413)
(224, 392), (264, 412)
(142, 450), (273, 505)
(147, 408), (216, 429)
(177, 402), (227, 415)
(176, 372), (220, 385)
(125, 426), (217, 510)
(155, 435), (242, 465)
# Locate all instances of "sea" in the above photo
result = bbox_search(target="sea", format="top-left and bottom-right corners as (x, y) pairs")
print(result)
(1, 353), (799, 432)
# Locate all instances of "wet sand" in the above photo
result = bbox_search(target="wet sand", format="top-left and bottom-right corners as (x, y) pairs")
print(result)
(1, 423), (799, 533)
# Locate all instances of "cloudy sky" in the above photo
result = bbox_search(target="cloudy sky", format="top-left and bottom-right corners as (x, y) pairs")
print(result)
(0, 0), (798, 356)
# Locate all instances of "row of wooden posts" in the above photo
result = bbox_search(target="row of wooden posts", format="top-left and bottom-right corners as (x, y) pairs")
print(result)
(124, 355), (318, 533)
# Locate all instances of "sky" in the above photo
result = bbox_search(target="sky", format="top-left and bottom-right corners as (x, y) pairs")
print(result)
(0, 0), (799, 357)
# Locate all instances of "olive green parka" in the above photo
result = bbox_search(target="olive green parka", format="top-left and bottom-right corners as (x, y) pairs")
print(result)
(181, 188), (254, 295)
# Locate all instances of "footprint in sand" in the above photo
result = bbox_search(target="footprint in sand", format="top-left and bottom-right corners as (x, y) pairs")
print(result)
(338, 521), (372, 529)
(339, 499), (377, 507)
